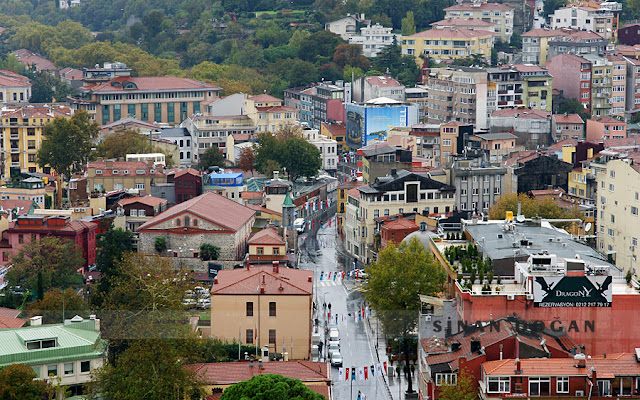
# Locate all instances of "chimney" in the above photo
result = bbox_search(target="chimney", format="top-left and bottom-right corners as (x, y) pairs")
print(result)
(272, 261), (279, 274)
(106, 160), (113, 169)
(515, 358), (522, 373)
(262, 273), (266, 285)
(246, 258), (250, 271)
(273, 171), (279, 180)
(214, 278), (218, 284)
(30, 316), (42, 326)
(89, 314), (100, 331)
(308, 276), (312, 282)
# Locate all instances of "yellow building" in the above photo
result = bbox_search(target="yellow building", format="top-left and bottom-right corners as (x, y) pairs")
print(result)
(402, 28), (494, 64)
(320, 122), (346, 152)
(0, 70), (32, 104)
(0, 105), (73, 179)
(337, 181), (362, 232)
(86, 159), (167, 193)
(245, 94), (296, 134)
(568, 166), (589, 198)
(210, 265), (313, 360)
(521, 28), (569, 66)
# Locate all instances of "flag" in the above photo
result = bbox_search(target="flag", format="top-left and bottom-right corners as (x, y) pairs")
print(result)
(338, 368), (344, 381)
(364, 366), (368, 380)
(351, 367), (356, 381)
(376, 363), (382, 376)
(383, 361), (387, 375)
(345, 367), (350, 381)
(358, 367), (365, 381)
(370, 365), (375, 378)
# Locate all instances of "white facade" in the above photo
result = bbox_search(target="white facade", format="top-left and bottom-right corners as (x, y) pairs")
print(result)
(302, 128), (338, 171)
(325, 16), (359, 41)
(349, 24), (400, 57)
(551, 6), (615, 39)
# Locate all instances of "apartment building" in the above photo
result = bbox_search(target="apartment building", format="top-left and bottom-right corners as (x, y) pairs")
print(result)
(344, 169), (455, 264)
(402, 28), (494, 64)
(182, 114), (255, 158)
(0, 70), (32, 104)
(586, 116), (627, 141)
(71, 76), (222, 125)
(486, 64), (553, 113)
(352, 75), (404, 103)
(596, 153), (640, 273)
(0, 105), (72, 179)
(551, 5), (615, 39)
(348, 23), (400, 57)
(86, 160), (167, 194)
(325, 14), (367, 40)
(624, 56), (640, 115)
(245, 94), (296, 134)
(547, 53), (593, 111)
(551, 113), (585, 142)
(469, 131), (520, 162)
(489, 108), (552, 148)
(360, 144), (413, 184)
(405, 87), (429, 122)
(521, 28), (569, 66)
(301, 127), (339, 172)
(583, 54), (615, 118)
(423, 66), (489, 129)
(607, 54), (627, 117)
(451, 154), (506, 213)
(443, 2), (514, 41)
(430, 18), (497, 38)
(311, 82), (346, 129)
(548, 30), (607, 59)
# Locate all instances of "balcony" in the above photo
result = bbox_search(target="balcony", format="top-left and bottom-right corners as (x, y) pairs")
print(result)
(10, 147), (19, 153)
(498, 101), (508, 106)
(498, 90), (508, 94)
(514, 100), (523, 105)
(10, 133), (19, 139)
(515, 88), (523, 93)
(11, 162), (20, 167)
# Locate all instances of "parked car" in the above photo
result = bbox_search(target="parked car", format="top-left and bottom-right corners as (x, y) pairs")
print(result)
(349, 269), (368, 279)
(329, 328), (340, 341)
(197, 298), (211, 309)
(330, 351), (343, 367)
(328, 343), (339, 356)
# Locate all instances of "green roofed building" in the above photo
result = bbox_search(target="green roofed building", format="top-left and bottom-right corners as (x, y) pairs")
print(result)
(0, 315), (106, 397)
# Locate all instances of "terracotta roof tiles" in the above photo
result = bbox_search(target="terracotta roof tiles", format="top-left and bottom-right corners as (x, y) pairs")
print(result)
(408, 28), (495, 39)
(118, 195), (167, 207)
(553, 114), (584, 124)
(248, 228), (284, 245)
(190, 360), (329, 385)
(212, 265), (313, 295)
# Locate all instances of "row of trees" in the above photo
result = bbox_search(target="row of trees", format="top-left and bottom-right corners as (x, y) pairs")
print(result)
(254, 127), (322, 180)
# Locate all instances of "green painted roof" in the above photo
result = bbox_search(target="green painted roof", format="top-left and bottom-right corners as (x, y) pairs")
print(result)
(282, 191), (294, 208)
(0, 319), (106, 367)
(246, 178), (267, 192)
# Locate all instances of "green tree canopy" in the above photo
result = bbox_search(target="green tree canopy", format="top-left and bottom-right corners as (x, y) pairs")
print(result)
(401, 11), (416, 36)
(95, 129), (176, 167)
(200, 243), (221, 261)
(7, 236), (85, 292)
(0, 364), (47, 400)
(199, 146), (226, 170)
(220, 374), (325, 400)
(91, 226), (134, 307)
(488, 193), (584, 221)
(27, 287), (88, 324)
(438, 367), (478, 400)
(255, 132), (322, 181)
(37, 110), (98, 178)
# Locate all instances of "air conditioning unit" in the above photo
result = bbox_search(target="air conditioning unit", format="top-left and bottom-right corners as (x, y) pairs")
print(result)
(576, 391), (585, 396)
(507, 294), (515, 300)
(526, 294), (534, 300)
(74, 208), (80, 212)
(425, 315), (432, 322)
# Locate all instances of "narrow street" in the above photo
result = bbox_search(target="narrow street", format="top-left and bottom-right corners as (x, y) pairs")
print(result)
(298, 215), (396, 400)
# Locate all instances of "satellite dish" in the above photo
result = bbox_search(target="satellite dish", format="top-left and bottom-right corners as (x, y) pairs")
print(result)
(584, 222), (592, 232)
(516, 215), (525, 223)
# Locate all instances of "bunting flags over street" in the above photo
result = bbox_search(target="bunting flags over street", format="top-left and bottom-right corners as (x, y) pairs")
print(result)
(336, 362), (387, 382)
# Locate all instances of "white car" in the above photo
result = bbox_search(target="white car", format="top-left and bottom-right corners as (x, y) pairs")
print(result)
(330, 351), (343, 367)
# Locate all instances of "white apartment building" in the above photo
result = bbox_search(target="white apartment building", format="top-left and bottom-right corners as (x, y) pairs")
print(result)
(349, 23), (401, 57)
(551, 5), (615, 40)
(302, 127), (339, 172)
(443, 2), (514, 42)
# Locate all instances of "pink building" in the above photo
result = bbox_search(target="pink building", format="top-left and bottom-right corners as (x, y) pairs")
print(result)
(586, 116), (627, 142)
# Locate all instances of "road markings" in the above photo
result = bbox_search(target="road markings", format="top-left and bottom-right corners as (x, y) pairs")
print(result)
(319, 280), (343, 287)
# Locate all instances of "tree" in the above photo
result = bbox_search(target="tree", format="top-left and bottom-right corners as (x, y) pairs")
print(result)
(89, 340), (204, 400)
(509, 32), (522, 49)
(280, 137), (322, 181)
(554, 96), (590, 121)
(332, 43), (371, 70)
(297, 30), (343, 63)
(238, 146), (255, 174)
(155, 237), (167, 253)
(220, 374), (325, 400)
(544, 0), (567, 19)
(199, 146), (226, 170)
(199, 243), (220, 261)
(7, 236), (85, 292)
(95, 129), (175, 167)
(438, 368), (478, 400)
(37, 110), (98, 179)
(0, 364), (47, 400)
(365, 237), (446, 394)
(488, 193), (583, 221)
(401, 11), (416, 36)
(92, 227), (134, 307)
(27, 288), (88, 324)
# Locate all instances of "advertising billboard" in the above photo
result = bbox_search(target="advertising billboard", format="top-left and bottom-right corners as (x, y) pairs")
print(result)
(533, 275), (612, 307)
(345, 104), (417, 149)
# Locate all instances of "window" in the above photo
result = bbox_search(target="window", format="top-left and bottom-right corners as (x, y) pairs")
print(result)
(384, 209), (389, 216)
(130, 209), (138, 217)
(80, 361), (90, 373)
(632, 206), (638, 216)
(272, 247), (280, 255)
(611, 214), (615, 223)
(47, 364), (58, 377)
(633, 237), (638, 247)
(136, 183), (145, 190)
(176, 219), (181, 226)
(138, 209), (146, 217)
(610, 170), (615, 178)
(435, 373), (457, 386)
(246, 329), (254, 344)
(64, 363), (74, 375)
(374, 209), (379, 218)
(443, 139), (452, 146)
(461, 189), (467, 196)
(246, 302), (254, 316)
(609, 184), (614, 192)
(18, 234), (23, 244)
(128, 104), (136, 116)
(28, 154), (36, 163)
(257, 247), (264, 255)
(529, 377), (550, 396)
(488, 377), (510, 393)
(269, 329), (276, 345)
(269, 301), (276, 316)
(557, 377), (569, 393)
(598, 380), (611, 396)
(193, 219), (198, 227)
(27, 140), (36, 149)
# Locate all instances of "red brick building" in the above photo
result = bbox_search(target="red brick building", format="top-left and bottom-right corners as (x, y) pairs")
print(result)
(174, 168), (203, 203)
(481, 353), (640, 399)
(1, 215), (97, 268)
(379, 214), (418, 249)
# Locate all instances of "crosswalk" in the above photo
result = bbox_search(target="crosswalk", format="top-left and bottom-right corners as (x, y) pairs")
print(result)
(318, 280), (343, 287)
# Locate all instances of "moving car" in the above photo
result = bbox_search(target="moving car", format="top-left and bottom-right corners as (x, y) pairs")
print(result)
(329, 328), (340, 341)
(294, 218), (306, 233)
(330, 351), (343, 367)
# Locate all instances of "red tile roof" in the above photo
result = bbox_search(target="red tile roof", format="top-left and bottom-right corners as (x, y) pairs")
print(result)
(322, 122), (346, 135)
(491, 108), (551, 119)
(249, 94), (282, 103)
(445, 2), (513, 11)
(248, 228), (284, 245)
(346, 188), (360, 199)
(0, 105), (72, 119)
(529, 187), (566, 197)
(212, 265), (313, 295)
(118, 195), (167, 207)
(483, 353), (640, 377)
(174, 168), (202, 178)
(590, 116), (626, 125)
(560, 30), (604, 41)
(190, 360), (330, 385)
(513, 64), (547, 73)
(522, 28), (569, 37)
(382, 217), (418, 230)
(87, 161), (165, 177)
(408, 28), (495, 39)
(553, 113), (584, 124)
(255, 105), (296, 113)
(246, 204), (282, 217)
(13, 49), (56, 71)
(0, 199), (34, 214)
(0, 315), (26, 330)
(364, 76), (402, 87)
(241, 191), (263, 200)
(138, 192), (255, 232)
(0, 307), (21, 319)
(83, 76), (221, 93)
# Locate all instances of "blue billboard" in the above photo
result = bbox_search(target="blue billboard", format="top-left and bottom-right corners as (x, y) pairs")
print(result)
(345, 103), (418, 149)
